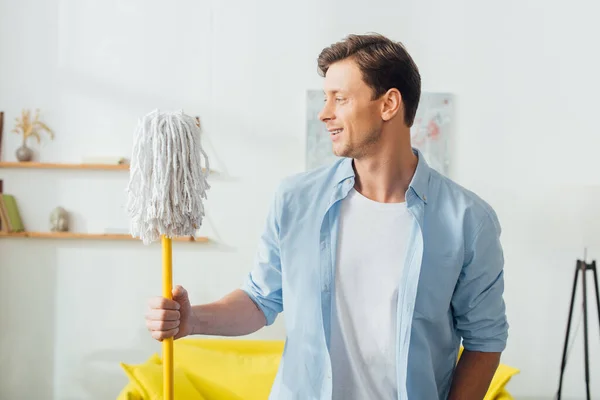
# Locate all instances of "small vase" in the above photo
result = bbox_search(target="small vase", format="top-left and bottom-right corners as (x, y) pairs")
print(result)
(16, 144), (33, 162)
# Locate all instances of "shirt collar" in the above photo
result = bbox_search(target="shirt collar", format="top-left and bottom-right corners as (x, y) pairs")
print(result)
(334, 147), (431, 204)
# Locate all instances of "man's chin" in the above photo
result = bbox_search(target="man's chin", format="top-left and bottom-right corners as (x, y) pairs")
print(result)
(332, 145), (349, 158)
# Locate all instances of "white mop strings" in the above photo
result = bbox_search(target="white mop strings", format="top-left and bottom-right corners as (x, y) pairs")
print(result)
(126, 110), (210, 245)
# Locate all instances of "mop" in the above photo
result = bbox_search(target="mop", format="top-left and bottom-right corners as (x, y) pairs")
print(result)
(126, 109), (210, 399)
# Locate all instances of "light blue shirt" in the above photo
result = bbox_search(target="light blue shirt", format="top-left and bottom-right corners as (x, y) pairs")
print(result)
(241, 148), (508, 400)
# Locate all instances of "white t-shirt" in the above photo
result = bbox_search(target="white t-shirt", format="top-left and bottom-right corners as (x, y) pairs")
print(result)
(330, 187), (413, 400)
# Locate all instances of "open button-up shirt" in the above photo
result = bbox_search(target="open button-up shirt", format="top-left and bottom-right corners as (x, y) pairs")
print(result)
(242, 148), (508, 399)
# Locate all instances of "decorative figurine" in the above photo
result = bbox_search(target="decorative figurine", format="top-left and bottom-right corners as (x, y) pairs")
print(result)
(50, 206), (69, 232)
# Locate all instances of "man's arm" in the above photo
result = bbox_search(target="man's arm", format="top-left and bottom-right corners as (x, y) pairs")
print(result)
(447, 350), (500, 399)
(190, 289), (267, 336)
(146, 186), (285, 341)
(450, 211), (508, 398)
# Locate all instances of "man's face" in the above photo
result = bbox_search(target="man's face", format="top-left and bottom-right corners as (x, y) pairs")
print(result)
(319, 58), (384, 159)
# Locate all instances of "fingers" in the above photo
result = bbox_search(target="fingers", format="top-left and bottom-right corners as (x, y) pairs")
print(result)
(147, 296), (180, 311)
(146, 318), (180, 332)
(151, 327), (179, 341)
(145, 308), (180, 322)
(145, 289), (187, 342)
(145, 308), (181, 340)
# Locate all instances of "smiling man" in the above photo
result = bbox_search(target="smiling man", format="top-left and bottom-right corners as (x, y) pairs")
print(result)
(145, 33), (508, 400)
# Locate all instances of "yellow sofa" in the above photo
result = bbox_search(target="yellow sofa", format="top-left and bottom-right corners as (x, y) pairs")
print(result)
(117, 339), (518, 399)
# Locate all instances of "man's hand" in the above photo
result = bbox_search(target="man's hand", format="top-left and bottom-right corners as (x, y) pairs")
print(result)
(447, 350), (501, 400)
(145, 285), (195, 341)
(146, 287), (267, 339)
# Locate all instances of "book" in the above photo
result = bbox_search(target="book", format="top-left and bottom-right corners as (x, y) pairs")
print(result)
(1, 194), (24, 232)
(0, 111), (4, 161)
(0, 180), (3, 231)
(0, 196), (10, 232)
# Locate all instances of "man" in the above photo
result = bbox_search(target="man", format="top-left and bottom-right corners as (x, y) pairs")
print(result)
(145, 33), (508, 399)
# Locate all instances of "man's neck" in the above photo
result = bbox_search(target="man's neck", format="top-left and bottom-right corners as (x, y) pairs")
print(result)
(352, 140), (417, 204)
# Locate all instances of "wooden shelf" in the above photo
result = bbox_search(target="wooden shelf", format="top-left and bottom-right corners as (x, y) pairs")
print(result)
(0, 161), (129, 170)
(0, 231), (209, 242)
(0, 161), (210, 173)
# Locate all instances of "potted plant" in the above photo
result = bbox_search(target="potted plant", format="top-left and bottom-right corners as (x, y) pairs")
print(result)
(11, 109), (54, 161)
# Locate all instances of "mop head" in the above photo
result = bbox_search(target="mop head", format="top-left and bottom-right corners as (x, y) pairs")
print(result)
(126, 109), (210, 245)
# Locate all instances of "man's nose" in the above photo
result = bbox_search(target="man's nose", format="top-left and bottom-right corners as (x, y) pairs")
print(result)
(319, 102), (333, 122)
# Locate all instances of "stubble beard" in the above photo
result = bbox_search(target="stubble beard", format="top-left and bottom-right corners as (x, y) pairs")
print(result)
(335, 128), (381, 159)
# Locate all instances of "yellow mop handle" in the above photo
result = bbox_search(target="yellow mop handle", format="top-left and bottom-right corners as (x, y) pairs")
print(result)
(162, 235), (174, 400)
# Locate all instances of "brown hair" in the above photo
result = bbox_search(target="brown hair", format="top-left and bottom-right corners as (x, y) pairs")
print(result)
(317, 33), (421, 127)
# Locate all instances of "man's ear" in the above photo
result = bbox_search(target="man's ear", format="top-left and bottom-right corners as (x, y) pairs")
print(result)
(381, 88), (402, 122)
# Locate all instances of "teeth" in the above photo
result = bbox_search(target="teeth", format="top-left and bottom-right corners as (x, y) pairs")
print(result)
(331, 129), (342, 134)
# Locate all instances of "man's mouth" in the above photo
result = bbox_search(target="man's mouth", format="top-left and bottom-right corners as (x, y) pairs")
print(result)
(329, 128), (343, 135)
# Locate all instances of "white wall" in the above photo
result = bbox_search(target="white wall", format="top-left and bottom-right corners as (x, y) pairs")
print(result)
(1, 0), (599, 399)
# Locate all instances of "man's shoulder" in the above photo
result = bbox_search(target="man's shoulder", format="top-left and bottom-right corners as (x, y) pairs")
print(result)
(430, 169), (501, 232)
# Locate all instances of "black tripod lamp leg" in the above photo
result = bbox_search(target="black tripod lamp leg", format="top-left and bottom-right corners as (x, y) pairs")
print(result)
(557, 261), (581, 399)
(591, 261), (600, 336)
(581, 262), (590, 400)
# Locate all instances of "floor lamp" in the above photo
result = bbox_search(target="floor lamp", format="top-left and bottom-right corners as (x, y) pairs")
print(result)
(557, 257), (600, 400)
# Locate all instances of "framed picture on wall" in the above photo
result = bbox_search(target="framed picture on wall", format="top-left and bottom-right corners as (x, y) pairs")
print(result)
(410, 92), (455, 176)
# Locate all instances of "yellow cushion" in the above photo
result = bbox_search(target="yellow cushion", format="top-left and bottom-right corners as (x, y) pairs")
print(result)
(116, 381), (143, 400)
(495, 387), (515, 400)
(485, 363), (519, 400)
(173, 338), (283, 400)
(119, 353), (207, 400)
(118, 339), (284, 400)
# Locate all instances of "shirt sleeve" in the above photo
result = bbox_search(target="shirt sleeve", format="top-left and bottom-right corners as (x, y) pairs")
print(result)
(451, 213), (509, 352)
(240, 188), (284, 326)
